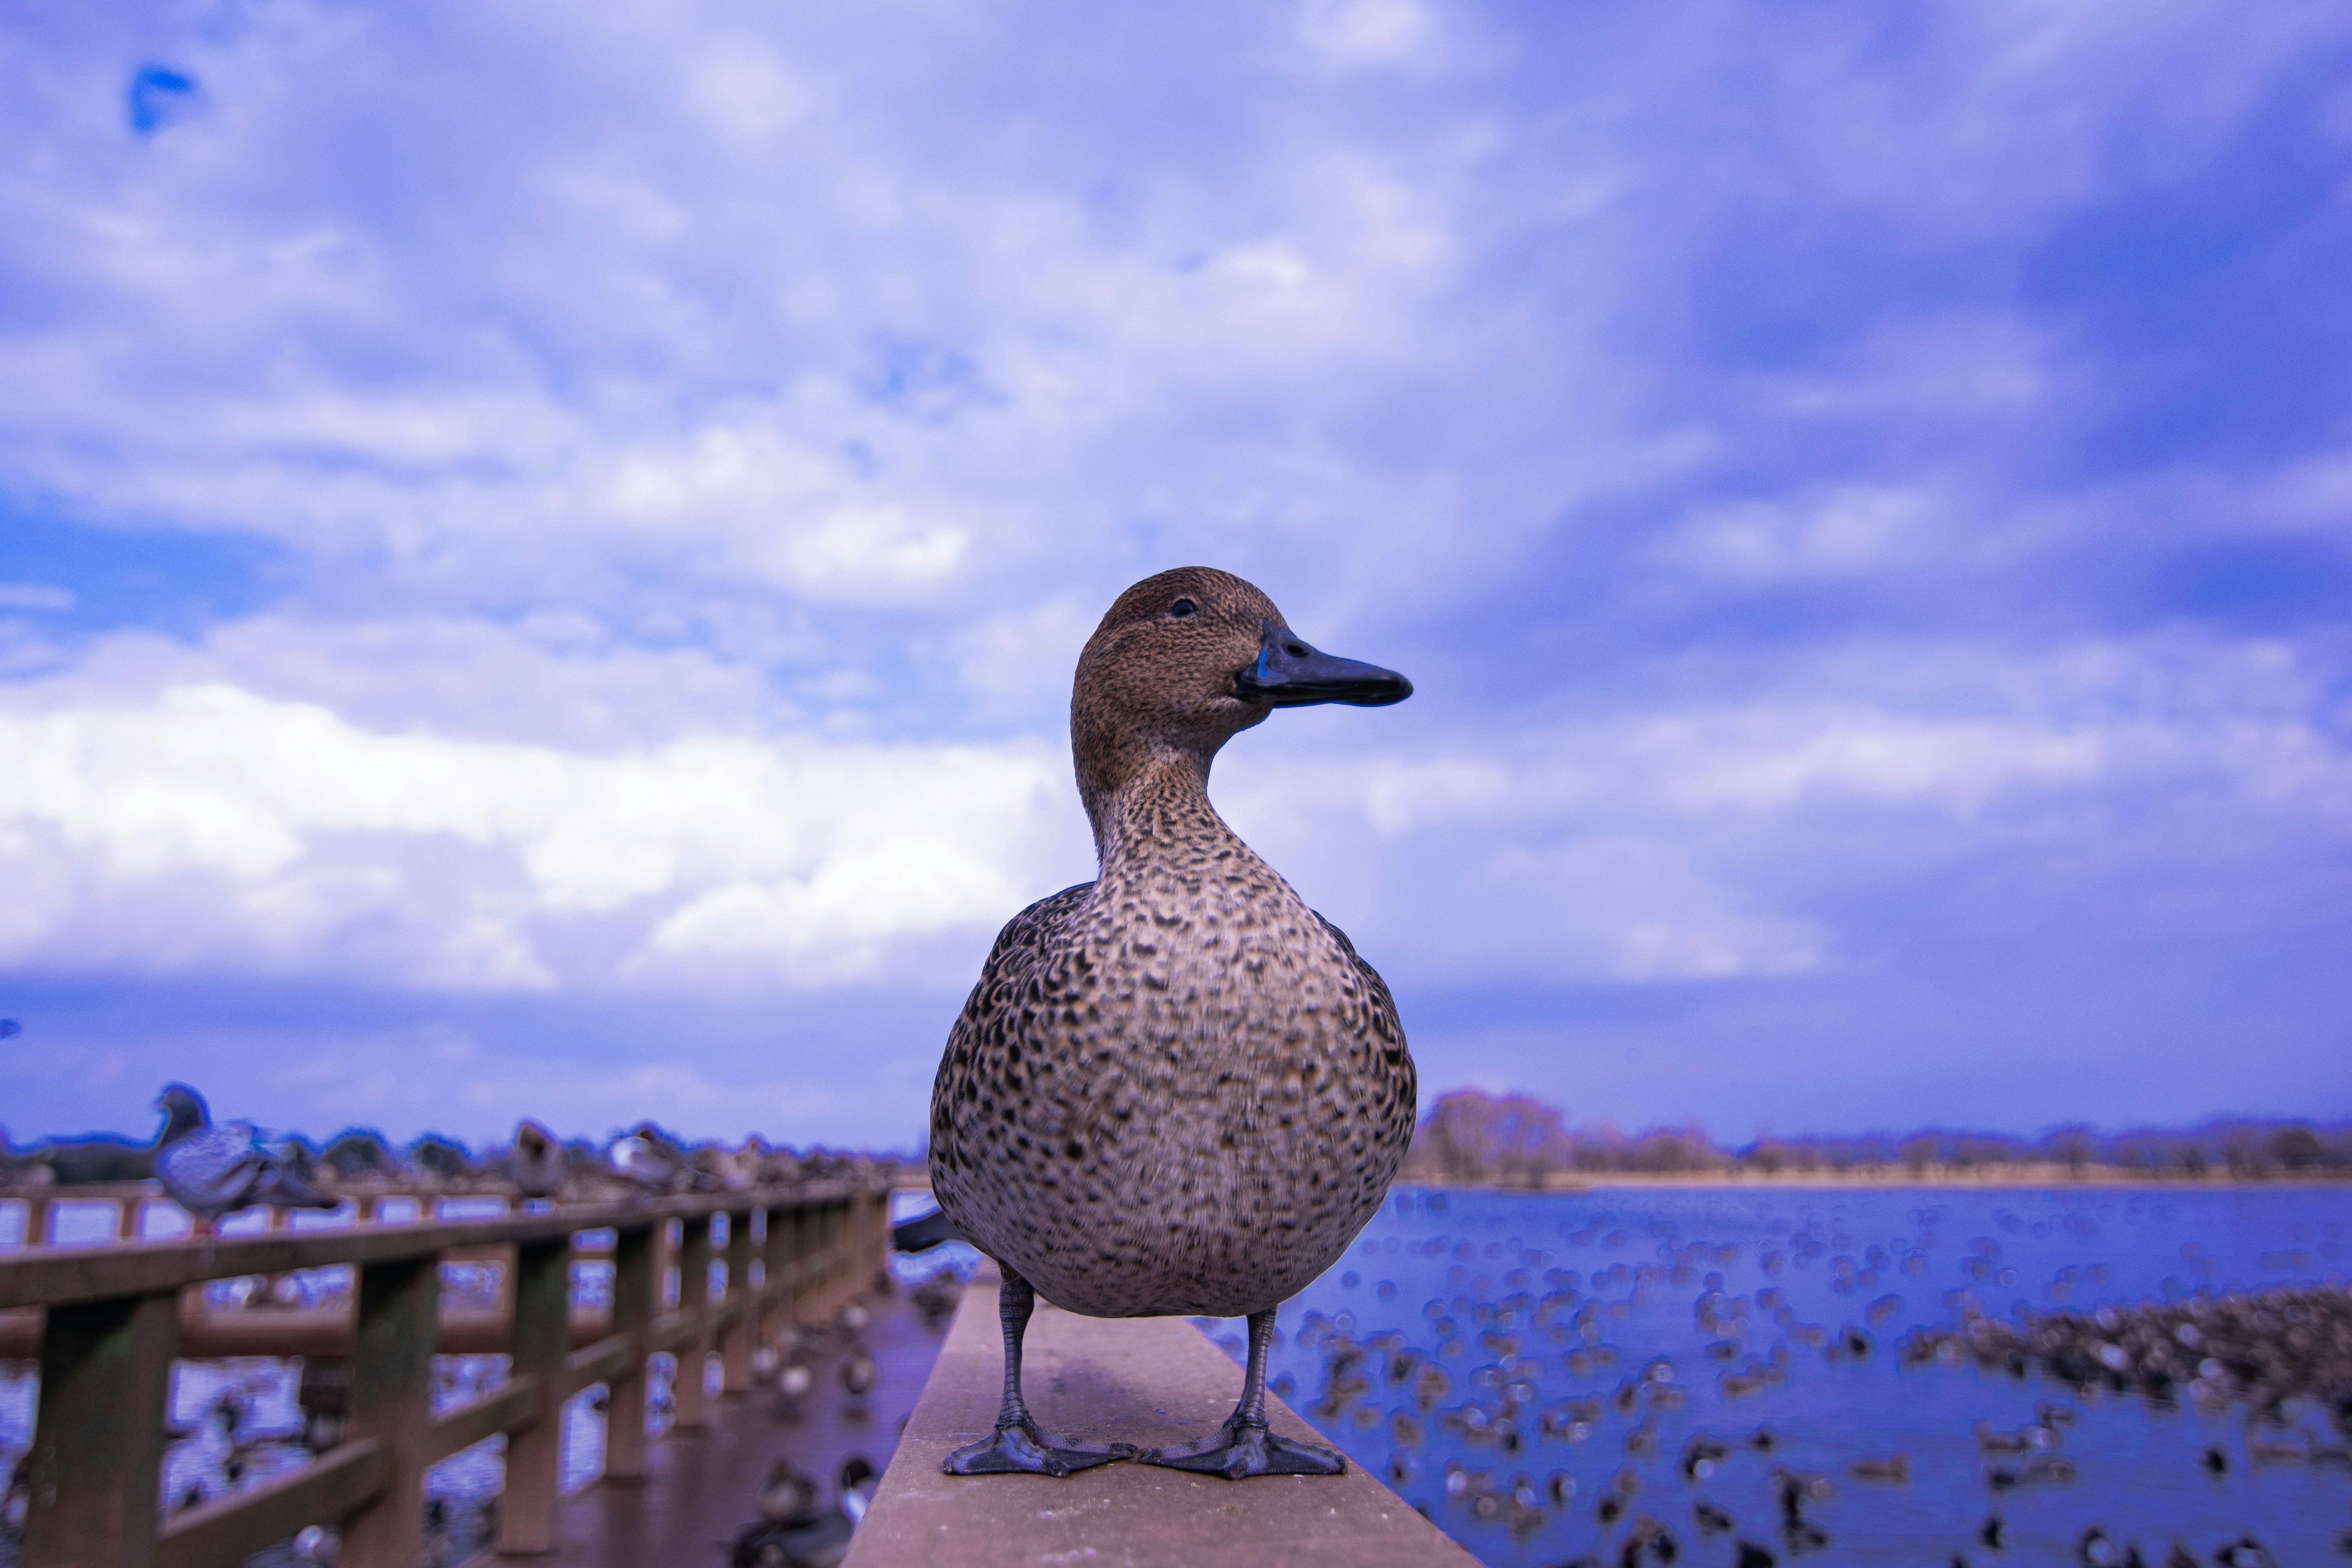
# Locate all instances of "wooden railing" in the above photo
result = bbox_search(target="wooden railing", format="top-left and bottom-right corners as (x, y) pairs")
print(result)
(0, 1179), (892, 1568)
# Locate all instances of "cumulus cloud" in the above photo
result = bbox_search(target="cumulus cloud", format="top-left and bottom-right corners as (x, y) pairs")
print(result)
(0, 679), (1082, 989)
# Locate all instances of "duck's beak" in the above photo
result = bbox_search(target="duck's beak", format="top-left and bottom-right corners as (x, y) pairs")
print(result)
(1234, 620), (1413, 707)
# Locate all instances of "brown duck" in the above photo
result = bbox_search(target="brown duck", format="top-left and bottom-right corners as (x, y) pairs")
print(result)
(929, 566), (1417, 1480)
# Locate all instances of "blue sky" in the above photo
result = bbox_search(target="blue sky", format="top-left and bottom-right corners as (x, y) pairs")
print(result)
(2, 0), (2347, 1150)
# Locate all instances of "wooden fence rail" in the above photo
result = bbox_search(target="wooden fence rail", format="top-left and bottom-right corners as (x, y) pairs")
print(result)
(0, 1180), (892, 1568)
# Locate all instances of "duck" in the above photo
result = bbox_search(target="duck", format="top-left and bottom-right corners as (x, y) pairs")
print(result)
(930, 568), (1415, 1480)
(728, 1456), (876, 1568)
(153, 1084), (339, 1234)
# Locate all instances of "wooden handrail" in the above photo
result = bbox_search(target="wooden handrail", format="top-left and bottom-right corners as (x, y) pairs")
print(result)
(7, 1179), (897, 1568)
(0, 1183), (861, 1311)
(154, 1439), (390, 1568)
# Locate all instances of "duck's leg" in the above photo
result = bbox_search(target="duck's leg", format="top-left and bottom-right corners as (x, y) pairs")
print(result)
(942, 1268), (1123, 1476)
(1136, 1307), (1345, 1479)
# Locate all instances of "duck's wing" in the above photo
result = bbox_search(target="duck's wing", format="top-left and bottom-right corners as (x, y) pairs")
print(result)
(1312, 909), (1417, 1107)
(929, 881), (1092, 1175)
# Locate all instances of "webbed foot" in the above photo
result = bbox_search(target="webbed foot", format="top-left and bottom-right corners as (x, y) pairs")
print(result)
(1136, 1418), (1346, 1479)
(943, 1417), (1125, 1477)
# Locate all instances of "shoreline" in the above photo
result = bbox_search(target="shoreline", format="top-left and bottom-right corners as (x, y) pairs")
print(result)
(1395, 1166), (2352, 1191)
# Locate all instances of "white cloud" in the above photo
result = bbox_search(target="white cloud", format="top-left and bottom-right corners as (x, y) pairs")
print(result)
(0, 679), (1082, 989)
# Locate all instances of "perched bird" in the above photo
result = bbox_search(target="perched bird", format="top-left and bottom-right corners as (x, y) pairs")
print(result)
(930, 568), (1415, 1480)
(728, 1456), (876, 1568)
(839, 1343), (879, 1405)
(153, 1084), (339, 1234)
(322, 1128), (404, 1182)
(757, 1460), (818, 1523)
(774, 1359), (816, 1416)
(606, 1129), (685, 1193)
(509, 1119), (568, 1201)
(407, 1134), (475, 1183)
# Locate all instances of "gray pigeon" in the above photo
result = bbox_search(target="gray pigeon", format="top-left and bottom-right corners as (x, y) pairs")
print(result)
(153, 1084), (340, 1234)
(510, 1119), (568, 1200)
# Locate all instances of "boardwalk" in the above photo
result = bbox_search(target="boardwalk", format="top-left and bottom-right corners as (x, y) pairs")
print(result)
(538, 1292), (941, 1567)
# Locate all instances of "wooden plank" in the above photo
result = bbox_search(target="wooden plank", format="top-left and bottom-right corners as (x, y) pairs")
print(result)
(20, 1291), (179, 1568)
(427, 1374), (542, 1463)
(340, 1257), (437, 1568)
(562, 1332), (636, 1396)
(0, 1184), (859, 1311)
(152, 1439), (388, 1568)
(0, 1304), (626, 1361)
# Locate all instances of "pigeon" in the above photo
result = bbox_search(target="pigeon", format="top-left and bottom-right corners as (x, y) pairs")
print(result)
(510, 1119), (568, 1201)
(153, 1084), (339, 1234)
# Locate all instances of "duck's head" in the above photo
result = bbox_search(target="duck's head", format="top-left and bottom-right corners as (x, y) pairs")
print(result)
(1072, 567), (1410, 821)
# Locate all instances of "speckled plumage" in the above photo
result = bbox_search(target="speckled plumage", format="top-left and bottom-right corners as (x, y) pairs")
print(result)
(930, 567), (1415, 1321)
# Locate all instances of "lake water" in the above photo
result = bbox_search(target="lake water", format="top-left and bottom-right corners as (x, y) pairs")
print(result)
(1223, 1185), (2352, 1567)
(7, 1183), (2350, 1566)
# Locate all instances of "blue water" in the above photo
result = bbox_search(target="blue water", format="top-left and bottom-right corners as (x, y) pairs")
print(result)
(1224, 1186), (2352, 1566)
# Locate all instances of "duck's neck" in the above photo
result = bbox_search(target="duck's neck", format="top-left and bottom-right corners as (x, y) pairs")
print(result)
(1085, 748), (1240, 876)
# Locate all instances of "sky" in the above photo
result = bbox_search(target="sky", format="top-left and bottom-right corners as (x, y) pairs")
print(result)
(1, 0), (2348, 1152)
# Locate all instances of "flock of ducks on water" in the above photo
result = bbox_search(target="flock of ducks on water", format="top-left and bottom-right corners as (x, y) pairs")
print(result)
(0, 1084), (890, 1234)
(1282, 1273), (2348, 1568)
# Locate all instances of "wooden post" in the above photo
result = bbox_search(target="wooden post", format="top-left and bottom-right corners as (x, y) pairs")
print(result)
(864, 1192), (888, 1286)
(497, 1236), (571, 1556)
(758, 1205), (791, 1350)
(673, 1215), (714, 1429)
(341, 1256), (439, 1568)
(719, 1206), (755, 1395)
(22, 1193), (50, 1250)
(20, 1291), (179, 1568)
(604, 1222), (656, 1482)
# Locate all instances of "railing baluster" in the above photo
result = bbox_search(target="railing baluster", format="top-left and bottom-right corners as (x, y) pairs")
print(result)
(603, 1222), (656, 1481)
(341, 1256), (439, 1568)
(719, 1205), (755, 1395)
(497, 1235), (571, 1556)
(673, 1215), (714, 1429)
(20, 1289), (178, 1568)
(761, 1205), (793, 1347)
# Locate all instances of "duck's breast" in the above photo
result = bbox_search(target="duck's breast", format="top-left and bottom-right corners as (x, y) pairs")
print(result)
(929, 870), (1414, 1318)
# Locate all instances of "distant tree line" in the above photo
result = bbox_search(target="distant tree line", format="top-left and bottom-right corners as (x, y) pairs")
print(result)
(1400, 1089), (2352, 1186)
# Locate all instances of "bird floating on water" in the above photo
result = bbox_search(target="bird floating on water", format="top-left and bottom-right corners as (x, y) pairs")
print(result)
(930, 567), (1417, 1480)
(153, 1084), (339, 1235)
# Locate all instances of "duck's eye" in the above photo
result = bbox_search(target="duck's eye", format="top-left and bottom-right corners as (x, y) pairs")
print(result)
(1170, 598), (1197, 617)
